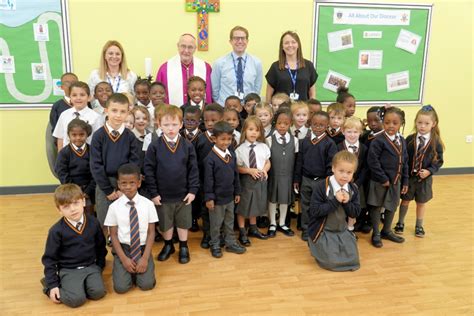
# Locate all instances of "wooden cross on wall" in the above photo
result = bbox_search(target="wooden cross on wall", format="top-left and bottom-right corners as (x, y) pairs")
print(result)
(185, 0), (220, 51)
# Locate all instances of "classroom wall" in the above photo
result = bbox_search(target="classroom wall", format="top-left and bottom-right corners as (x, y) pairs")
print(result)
(0, 0), (472, 187)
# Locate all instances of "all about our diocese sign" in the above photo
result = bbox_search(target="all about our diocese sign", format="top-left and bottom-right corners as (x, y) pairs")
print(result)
(334, 8), (410, 26)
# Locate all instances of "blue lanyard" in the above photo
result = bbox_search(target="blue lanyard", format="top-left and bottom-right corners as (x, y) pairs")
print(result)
(107, 74), (121, 93)
(285, 62), (298, 92)
(231, 54), (247, 92)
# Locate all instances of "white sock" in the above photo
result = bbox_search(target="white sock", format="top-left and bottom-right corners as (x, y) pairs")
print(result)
(268, 202), (277, 226)
(278, 204), (288, 227)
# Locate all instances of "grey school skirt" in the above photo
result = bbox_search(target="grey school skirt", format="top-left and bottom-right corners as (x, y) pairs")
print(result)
(236, 175), (268, 218)
(367, 180), (401, 212)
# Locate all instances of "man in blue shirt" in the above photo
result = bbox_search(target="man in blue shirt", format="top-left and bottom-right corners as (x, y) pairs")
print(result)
(211, 26), (263, 106)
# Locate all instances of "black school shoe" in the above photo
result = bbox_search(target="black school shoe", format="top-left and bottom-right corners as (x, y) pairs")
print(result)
(277, 225), (295, 237)
(226, 243), (246, 254)
(200, 233), (211, 249)
(371, 234), (383, 248)
(415, 226), (425, 238)
(394, 223), (404, 235)
(360, 222), (372, 234)
(248, 229), (268, 240)
(296, 214), (302, 231)
(210, 246), (223, 258)
(179, 246), (190, 264)
(238, 233), (251, 247)
(381, 231), (405, 243)
(157, 243), (175, 261)
(267, 225), (277, 238)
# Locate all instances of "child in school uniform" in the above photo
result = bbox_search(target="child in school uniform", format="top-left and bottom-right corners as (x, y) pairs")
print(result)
(142, 105), (166, 153)
(125, 113), (135, 130)
(41, 184), (107, 308)
(270, 92), (290, 114)
(338, 117), (368, 233)
(337, 86), (356, 118)
(131, 106), (151, 142)
(290, 101), (310, 140)
(294, 111), (338, 241)
(360, 106), (384, 147)
(225, 95), (245, 127)
(367, 106), (409, 248)
(53, 81), (104, 151)
(49, 72), (78, 134)
(306, 99), (322, 127)
(144, 105), (199, 264)
(134, 79), (154, 128)
(203, 121), (247, 258)
(181, 106), (203, 232)
(235, 116), (271, 246)
(90, 93), (141, 238)
(308, 151), (361, 272)
(223, 108), (242, 146)
(181, 76), (207, 113)
(255, 102), (274, 138)
(91, 81), (113, 115)
(105, 163), (158, 293)
(242, 93), (261, 120)
(195, 104), (225, 249)
(150, 81), (167, 109)
(55, 119), (96, 214)
(326, 102), (346, 145)
(266, 108), (298, 237)
(395, 105), (444, 237)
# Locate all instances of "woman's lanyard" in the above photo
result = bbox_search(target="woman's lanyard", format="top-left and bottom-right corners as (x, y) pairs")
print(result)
(231, 54), (247, 95)
(285, 62), (298, 93)
(107, 73), (121, 93)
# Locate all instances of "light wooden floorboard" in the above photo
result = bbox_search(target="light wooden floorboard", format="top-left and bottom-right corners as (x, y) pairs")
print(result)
(0, 175), (472, 315)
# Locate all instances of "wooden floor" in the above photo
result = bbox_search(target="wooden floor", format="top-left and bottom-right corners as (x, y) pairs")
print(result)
(0, 175), (472, 315)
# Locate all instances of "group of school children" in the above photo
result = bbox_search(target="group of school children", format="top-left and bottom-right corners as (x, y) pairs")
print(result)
(42, 72), (444, 308)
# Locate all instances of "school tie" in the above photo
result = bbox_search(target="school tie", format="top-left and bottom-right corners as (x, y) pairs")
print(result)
(168, 141), (176, 149)
(232, 137), (238, 149)
(225, 153), (232, 161)
(414, 136), (426, 172)
(237, 57), (244, 93)
(76, 147), (83, 154)
(331, 128), (337, 135)
(111, 130), (119, 138)
(73, 112), (80, 118)
(76, 221), (82, 230)
(187, 132), (194, 141)
(294, 129), (300, 139)
(394, 135), (401, 150)
(249, 144), (257, 168)
(128, 200), (141, 262)
(349, 145), (358, 154)
(280, 136), (287, 145)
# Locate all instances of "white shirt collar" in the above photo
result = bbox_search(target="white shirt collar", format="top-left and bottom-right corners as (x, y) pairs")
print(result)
(72, 106), (89, 115)
(273, 130), (290, 142)
(213, 145), (231, 158)
(231, 51), (247, 60)
(137, 100), (152, 108)
(327, 175), (349, 196)
(190, 100), (204, 108)
(206, 130), (213, 137)
(385, 131), (399, 141)
(64, 96), (71, 104)
(244, 140), (258, 147)
(71, 143), (85, 151)
(417, 132), (431, 142)
(164, 134), (179, 143)
(311, 132), (325, 140)
(345, 139), (359, 149)
(66, 214), (84, 227)
(106, 122), (125, 134)
(264, 125), (272, 134)
(187, 128), (199, 135)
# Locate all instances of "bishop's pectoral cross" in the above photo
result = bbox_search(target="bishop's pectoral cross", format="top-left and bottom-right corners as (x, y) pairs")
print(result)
(185, 0), (220, 51)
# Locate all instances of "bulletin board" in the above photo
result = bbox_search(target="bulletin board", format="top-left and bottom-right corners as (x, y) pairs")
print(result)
(312, 1), (432, 104)
(0, 0), (72, 108)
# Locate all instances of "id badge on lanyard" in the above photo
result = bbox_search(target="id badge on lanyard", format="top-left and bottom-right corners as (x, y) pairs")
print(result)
(286, 62), (299, 100)
(107, 75), (121, 93)
(233, 54), (247, 100)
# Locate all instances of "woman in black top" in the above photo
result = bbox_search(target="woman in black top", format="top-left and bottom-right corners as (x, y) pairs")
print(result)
(265, 31), (318, 102)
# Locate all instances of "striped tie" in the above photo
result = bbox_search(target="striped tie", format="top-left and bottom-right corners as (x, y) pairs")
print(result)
(414, 136), (425, 173)
(249, 144), (257, 168)
(128, 200), (141, 262)
(349, 145), (358, 154)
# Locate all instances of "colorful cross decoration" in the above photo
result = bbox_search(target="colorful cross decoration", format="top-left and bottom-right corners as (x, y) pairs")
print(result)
(185, 0), (220, 51)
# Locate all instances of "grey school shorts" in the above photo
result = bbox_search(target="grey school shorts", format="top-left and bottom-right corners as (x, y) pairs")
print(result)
(157, 201), (192, 231)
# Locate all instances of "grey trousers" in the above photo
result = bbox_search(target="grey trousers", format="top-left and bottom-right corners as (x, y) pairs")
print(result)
(209, 201), (237, 247)
(58, 264), (106, 308)
(113, 244), (156, 294)
(95, 177), (118, 226)
(300, 176), (320, 231)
